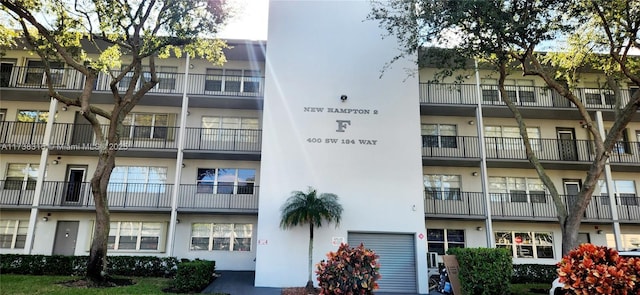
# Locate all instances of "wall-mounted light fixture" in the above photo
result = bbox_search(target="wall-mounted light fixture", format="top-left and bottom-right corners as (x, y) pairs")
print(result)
(411, 204), (417, 211)
(176, 219), (181, 224)
(580, 121), (588, 128)
(472, 172), (479, 176)
(476, 226), (483, 231)
(42, 216), (49, 222)
(186, 111), (191, 116)
(181, 163), (186, 168)
(52, 160), (59, 165)
(468, 120), (475, 125)
(597, 230), (603, 234)
(189, 64), (194, 69)
(340, 94), (348, 102)
(61, 106), (68, 111)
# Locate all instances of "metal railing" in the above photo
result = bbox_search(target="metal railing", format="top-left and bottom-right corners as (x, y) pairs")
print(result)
(0, 181), (259, 211)
(178, 184), (259, 210)
(419, 83), (637, 110)
(423, 190), (640, 221)
(1, 66), (264, 97)
(421, 135), (640, 164)
(183, 127), (262, 152)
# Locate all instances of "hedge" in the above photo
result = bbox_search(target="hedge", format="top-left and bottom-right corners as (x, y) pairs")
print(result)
(447, 247), (513, 295)
(172, 260), (216, 293)
(0, 254), (179, 277)
(511, 264), (558, 284)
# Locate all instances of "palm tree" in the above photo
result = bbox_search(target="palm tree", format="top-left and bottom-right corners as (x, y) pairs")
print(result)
(280, 187), (343, 290)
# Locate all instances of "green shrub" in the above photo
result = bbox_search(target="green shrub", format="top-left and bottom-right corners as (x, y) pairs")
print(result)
(316, 243), (381, 295)
(172, 260), (216, 293)
(447, 247), (512, 295)
(0, 254), (179, 277)
(511, 264), (557, 283)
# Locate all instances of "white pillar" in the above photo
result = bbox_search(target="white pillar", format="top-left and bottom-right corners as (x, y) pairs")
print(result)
(24, 98), (58, 254)
(474, 60), (494, 248)
(595, 111), (623, 249)
(166, 53), (190, 256)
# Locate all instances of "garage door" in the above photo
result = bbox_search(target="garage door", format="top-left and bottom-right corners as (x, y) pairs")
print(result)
(348, 233), (416, 293)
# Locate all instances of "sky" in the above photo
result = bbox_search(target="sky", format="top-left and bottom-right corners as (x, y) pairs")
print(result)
(218, 0), (270, 40)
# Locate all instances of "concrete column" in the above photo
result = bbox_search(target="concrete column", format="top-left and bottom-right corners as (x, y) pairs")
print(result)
(474, 60), (494, 248)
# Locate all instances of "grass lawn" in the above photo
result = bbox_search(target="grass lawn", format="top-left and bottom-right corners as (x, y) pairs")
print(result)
(0, 274), (177, 295)
(510, 283), (550, 295)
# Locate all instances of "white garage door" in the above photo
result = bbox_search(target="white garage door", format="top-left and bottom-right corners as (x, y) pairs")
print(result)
(348, 232), (417, 293)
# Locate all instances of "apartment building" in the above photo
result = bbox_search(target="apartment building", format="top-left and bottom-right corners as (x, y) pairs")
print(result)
(1, 1), (638, 294)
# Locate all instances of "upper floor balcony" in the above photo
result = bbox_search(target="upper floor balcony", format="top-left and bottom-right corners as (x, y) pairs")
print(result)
(419, 83), (640, 120)
(424, 190), (639, 223)
(422, 135), (640, 171)
(0, 121), (261, 160)
(0, 66), (264, 109)
(0, 180), (259, 213)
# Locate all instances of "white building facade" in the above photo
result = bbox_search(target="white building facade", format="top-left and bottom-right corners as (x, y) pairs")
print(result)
(0, 0), (639, 294)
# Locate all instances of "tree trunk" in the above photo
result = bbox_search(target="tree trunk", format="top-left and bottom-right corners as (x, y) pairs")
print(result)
(86, 149), (116, 283)
(306, 223), (314, 291)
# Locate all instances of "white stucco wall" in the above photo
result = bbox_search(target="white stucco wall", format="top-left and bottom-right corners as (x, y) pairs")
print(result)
(255, 0), (428, 292)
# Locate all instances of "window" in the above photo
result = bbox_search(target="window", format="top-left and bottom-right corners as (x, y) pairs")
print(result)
(24, 60), (64, 85)
(481, 78), (499, 102)
(122, 112), (176, 140)
(606, 234), (640, 251)
(424, 175), (461, 200)
(190, 223), (253, 251)
(489, 177), (547, 203)
(156, 66), (177, 90)
(204, 68), (261, 93)
(108, 166), (167, 193)
(583, 82), (614, 106)
(485, 126), (540, 151)
(0, 109), (6, 121)
(505, 79), (535, 103)
(598, 180), (637, 206)
(196, 168), (256, 194)
(0, 220), (28, 249)
(422, 124), (457, 148)
(612, 129), (630, 154)
(201, 116), (260, 146)
(427, 229), (465, 255)
(14, 110), (49, 136)
(3, 163), (39, 190)
(107, 221), (163, 251)
(495, 231), (554, 259)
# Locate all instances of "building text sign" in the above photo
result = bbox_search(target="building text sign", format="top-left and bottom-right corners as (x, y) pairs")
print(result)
(303, 105), (379, 146)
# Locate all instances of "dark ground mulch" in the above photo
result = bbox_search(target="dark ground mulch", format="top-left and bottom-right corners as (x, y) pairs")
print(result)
(281, 287), (320, 295)
(58, 277), (134, 288)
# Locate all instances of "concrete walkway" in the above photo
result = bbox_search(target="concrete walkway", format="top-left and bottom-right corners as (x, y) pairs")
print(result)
(202, 270), (442, 295)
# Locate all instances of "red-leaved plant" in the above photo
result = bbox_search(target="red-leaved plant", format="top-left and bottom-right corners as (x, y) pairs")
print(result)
(557, 243), (638, 294)
(316, 243), (381, 295)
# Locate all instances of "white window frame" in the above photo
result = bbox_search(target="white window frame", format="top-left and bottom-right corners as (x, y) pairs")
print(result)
(0, 219), (28, 249)
(107, 166), (167, 193)
(204, 68), (262, 94)
(107, 221), (164, 251)
(504, 79), (536, 103)
(196, 168), (256, 195)
(426, 228), (465, 255)
(495, 231), (554, 259)
(190, 223), (253, 252)
(4, 163), (39, 190)
(24, 60), (64, 86)
(421, 124), (457, 148)
(122, 112), (175, 140)
(598, 179), (638, 206)
(489, 176), (547, 203)
(423, 174), (461, 200)
(485, 126), (540, 151)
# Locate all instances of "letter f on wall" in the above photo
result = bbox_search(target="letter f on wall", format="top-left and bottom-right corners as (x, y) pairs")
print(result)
(336, 120), (351, 132)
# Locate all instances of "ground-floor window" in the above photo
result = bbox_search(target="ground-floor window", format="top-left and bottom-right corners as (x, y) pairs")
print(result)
(0, 220), (28, 249)
(107, 221), (163, 251)
(427, 228), (465, 255)
(190, 223), (252, 251)
(495, 231), (554, 259)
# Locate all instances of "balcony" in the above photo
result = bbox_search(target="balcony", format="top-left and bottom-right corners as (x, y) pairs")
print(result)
(423, 190), (640, 222)
(0, 66), (264, 107)
(0, 122), (262, 158)
(422, 135), (640, 169)
(0, 181), (259, 212)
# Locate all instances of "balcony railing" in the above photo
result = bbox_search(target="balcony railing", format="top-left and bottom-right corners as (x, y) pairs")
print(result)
(422, 135), (640, 164)
(424, 190), (640, 221)
(419, 83), (637, 110)
(178, 184), (259, 210)
(1, 66), (264, 97)
(183, 127), (262, 152)
(0, 181), (259, 211)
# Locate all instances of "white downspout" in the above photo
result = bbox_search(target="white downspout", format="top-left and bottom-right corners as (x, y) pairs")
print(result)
(24, 98), (58, 254)
(166, 53), (190, 256)
(595, 111), (622, 249)
(474, 60), (494, 247)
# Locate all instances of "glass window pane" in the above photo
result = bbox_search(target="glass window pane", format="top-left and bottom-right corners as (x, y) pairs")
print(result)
(427, 229), (445, 242)
(447, 230), (465, 243)
(202, 116), (220, 128)
(439, 125), (457, 136)
(421, 124), (437, 135)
